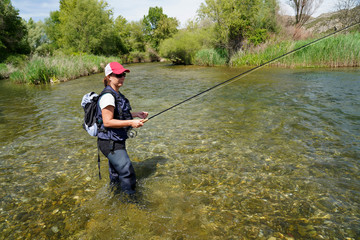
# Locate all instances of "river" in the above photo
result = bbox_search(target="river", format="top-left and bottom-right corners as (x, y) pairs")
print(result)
(0, 63), (359, 239)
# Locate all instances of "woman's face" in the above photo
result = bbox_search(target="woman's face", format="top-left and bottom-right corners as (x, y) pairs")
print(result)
(109, 73), (126, 88)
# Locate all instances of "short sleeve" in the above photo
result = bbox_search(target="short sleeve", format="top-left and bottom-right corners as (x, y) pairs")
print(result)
(99, 93), (115, 109)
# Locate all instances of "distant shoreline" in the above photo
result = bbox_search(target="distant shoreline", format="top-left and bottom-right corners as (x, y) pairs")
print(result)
(1, 32), (359, 85)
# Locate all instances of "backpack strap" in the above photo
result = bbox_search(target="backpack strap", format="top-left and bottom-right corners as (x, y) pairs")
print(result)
(97, 140), (102, 180)
(99, 89), (123, 119)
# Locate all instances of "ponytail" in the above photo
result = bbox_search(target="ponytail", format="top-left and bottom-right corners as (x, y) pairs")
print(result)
(103, 75), (110, 87)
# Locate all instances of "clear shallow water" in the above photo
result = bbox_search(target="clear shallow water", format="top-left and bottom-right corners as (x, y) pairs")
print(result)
(0, 63), (359, 239)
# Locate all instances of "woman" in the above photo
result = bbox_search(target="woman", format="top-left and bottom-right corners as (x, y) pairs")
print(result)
(97, 62), (148, 195)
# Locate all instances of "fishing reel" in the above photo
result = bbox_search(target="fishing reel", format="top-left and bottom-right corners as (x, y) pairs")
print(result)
(127, 128), (137, 138)
(126, 119), (148, 138)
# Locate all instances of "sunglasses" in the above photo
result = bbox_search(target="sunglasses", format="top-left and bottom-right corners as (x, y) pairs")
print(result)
(113, 73), (126, 78)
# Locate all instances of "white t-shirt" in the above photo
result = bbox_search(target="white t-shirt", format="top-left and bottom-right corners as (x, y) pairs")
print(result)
(99, 93), (115, 109)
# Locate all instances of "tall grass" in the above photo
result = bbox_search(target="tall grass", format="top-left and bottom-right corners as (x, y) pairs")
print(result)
(194, 49), (228, 66)
(230, 32), (360, 68)
(0, 63), (8, 79)
(9, 54), (121, 84)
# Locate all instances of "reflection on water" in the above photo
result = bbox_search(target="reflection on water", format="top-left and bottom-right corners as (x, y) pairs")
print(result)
(0, 63), (359, 239)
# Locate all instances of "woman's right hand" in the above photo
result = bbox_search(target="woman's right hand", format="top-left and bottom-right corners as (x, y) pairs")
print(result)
(131, 119), (145, 128)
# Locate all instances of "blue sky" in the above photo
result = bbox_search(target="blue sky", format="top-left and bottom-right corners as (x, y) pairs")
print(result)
(12, 0), (339, 27)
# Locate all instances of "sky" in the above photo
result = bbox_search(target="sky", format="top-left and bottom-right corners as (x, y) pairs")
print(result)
(12, 0), (339, 27)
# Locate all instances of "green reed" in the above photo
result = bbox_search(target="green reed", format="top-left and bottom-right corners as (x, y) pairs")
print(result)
(230, 32), (360, 68)
(0, 63), (8, 79)
(194, 48), (229, 66)
(9, 54), (121, 84)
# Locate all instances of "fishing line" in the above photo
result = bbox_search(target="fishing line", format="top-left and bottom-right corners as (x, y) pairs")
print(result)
(145, 21), (359, 122)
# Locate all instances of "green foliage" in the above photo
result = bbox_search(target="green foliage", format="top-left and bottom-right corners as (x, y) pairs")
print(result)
(159, 30), (202, 64)
(143, 6), (164, 31)
(9, 70), (26, 83)
(194, 48), (228, 66)
(0, 63), (8, 79)
(247, 29), (269, 46)
(0, 0), (30, 61)
(114, 16), (131, 54)
(39, 4), (179, 60)
(158, 22), (218, 65)
(230, 32), (360, 67)
(25, 59), (57, 84)
(49, 0), (121, 55)
(229, 41), (291, 66)
(198, 0), (279, 55)
(153, 17), (179, 47)
(0, 63), (7, 72)
(26, 19), (50, 54)
(9, 54), (121, 84)
(4, 54), (28, 67)
(114, 16), (151, 58)
(44, 10), (61, 48)
(289, 31), (360, 67)
(128, 20), (147, 53)
(128, 51), (147, 63)
(2, 0), (356, 80)
(43, 2), (150, 57)
(143, 7), (179, 50)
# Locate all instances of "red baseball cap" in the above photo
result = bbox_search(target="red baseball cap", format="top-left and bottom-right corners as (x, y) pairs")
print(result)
(104, 62), (130, 76)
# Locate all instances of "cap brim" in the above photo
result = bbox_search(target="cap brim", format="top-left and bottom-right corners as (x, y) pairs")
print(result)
(113, 68), (130, 74)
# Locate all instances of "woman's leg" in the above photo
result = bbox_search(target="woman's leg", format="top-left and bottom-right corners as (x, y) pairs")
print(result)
(107, 149), (136, 195)
(108, 161), (119, 183)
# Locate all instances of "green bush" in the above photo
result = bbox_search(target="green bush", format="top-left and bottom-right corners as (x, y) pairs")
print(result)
(128, 51), (147, 63)
(194, 48), (228, 66)
(159, 31), (203, 65)
(247, 29), (268, 46)
(5, 54), (28, 67)
(33, 44), (52, 56)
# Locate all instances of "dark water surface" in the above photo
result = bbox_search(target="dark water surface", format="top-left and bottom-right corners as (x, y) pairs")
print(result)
(1, 63), (359, 239)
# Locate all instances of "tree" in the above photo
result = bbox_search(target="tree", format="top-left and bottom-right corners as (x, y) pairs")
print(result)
(44, 10), (61, 49)
(128, 20), (147, 53)
(114, 16), (131, 53)
(152, 16), (179, 47)
(0, 0), (30, 61)
(143, 6), (179, 50)
(335, 0), (360, 28)
(198, 0), (279, 55)
(26, 18), (49, 54)
(287, 0), (324, 27)
(54, 0), (121, 55)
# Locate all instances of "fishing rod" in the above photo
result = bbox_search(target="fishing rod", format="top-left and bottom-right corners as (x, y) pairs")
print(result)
(144, 21), (359, 122)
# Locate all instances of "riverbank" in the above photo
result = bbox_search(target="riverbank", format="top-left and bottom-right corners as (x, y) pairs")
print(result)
(1, 32), (359, 84)
(1, 54), (121, 84)
(229, 31), (360, 68)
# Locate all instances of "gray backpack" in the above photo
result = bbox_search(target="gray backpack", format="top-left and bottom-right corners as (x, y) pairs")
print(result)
(81, 89), (116, 136)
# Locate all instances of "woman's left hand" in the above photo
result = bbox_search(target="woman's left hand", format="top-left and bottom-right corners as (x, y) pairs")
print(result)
(134, 111), (148, 119)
